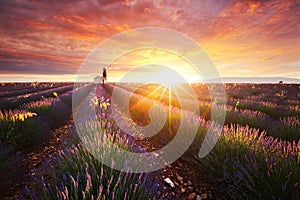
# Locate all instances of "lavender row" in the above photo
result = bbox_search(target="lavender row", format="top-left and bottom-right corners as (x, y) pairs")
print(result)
(0, 82), (71, 99)
(22, 98), (71, 129)
(110, 83), (210, 116)
(119, 83), (300, 106)
(117, 83), (300, 141)
(0, 109), (51, 149)
(26, 85), (160, 199)
(203, 104), (300, 142)
(0, 83), (95, 149)
(0, 84), (74, 111)
(27, 139), (159, 199)
(227, 98), (300, 119)
(0, 82), (43, 93)
(191, 123), (300, 199)
(104, 83), (208, 155)
(225, 83), (300, 102)
(92, 84), (150, 153)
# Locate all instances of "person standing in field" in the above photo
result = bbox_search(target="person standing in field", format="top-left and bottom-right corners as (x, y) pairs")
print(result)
(102, 68), (107, 85)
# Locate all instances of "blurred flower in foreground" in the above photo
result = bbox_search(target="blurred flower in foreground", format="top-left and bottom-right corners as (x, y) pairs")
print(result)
(0, 111), (37, 122)
(99, 96), (110, 109)
(90, 96), (110, 109)
(53, 92), (58, 98)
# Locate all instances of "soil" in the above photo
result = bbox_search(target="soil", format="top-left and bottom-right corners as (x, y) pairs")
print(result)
(137, 137), (227, 200)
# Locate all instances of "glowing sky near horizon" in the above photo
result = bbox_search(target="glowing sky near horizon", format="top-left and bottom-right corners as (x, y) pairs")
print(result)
(0, 0), (299, 82)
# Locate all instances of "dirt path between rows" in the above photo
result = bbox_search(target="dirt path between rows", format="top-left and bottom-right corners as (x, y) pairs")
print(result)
(135, 137), (227, 200)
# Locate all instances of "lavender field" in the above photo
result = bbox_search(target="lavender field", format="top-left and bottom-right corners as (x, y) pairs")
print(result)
(0, 82), (300, 199)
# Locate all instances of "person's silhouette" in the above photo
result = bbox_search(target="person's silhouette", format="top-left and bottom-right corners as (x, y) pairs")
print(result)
(102, 68), (107, 85)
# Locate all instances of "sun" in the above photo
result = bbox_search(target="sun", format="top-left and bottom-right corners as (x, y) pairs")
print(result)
(152, 68), (182, 88)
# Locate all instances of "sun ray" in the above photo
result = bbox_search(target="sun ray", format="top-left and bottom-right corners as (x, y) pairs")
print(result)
(129, 84), (164, 111)
(158, 87), (167, 103)
(168, 87), (172, 126)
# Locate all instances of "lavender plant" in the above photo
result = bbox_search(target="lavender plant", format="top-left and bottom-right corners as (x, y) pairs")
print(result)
(276, 116), (300, 141)
(23, 98), (71, 128)
(196, 125), (300, 199)
(0, 83), (69, 99)
(0, 84), (74, 111)
(27, 142), (159, 200)
(0, 110), (51, 149)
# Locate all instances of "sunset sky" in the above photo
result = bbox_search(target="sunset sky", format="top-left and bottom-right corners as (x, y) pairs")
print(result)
(0, 0), (299, 82)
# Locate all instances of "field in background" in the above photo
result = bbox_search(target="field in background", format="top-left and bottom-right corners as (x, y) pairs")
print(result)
(0, 82), (299, 199)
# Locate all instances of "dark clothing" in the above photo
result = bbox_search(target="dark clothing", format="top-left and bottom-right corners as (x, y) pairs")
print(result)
(102, 69), (107, 85)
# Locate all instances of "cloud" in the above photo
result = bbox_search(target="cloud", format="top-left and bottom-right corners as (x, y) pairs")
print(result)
(0, 48), (81, 74)
(0, 0), (299, 81)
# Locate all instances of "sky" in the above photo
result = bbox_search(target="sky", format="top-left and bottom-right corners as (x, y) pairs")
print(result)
(0, 0), (299, 82)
